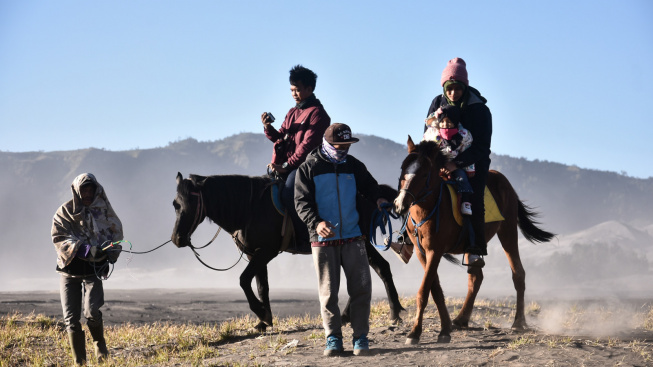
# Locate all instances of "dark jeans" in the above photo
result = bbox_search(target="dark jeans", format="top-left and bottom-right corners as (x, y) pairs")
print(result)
(281, 169), (310, 247)
(466, 159), (490, 256)
(450, 168), (473, 203)
(60, 274), (104, 332)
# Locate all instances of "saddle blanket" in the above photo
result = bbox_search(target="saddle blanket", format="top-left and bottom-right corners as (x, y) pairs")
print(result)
(447, 184), (505, 226)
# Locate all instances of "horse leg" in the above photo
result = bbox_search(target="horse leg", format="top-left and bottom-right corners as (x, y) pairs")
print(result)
(254, 266), (274, 331)
(406, 251), (438, 345)
(366, 242), (405, 323)
(497, 224), (528, 330)
(427, 257), (451, 343)
(240, 252), (276, 332)
(452, 266), (484, 329)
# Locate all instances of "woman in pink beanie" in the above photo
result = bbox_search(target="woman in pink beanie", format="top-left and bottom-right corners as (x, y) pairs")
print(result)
(435, 58), (492, 267)
(395, 58), (492, 268)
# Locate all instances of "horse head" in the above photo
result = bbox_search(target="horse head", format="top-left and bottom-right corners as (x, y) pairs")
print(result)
(171, 172), (208, 248)
(394, 136), (447, 214)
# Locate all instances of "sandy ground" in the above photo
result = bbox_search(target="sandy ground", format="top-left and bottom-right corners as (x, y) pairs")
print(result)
(0, 289), (321, 325)
(2, 289), (652, 366)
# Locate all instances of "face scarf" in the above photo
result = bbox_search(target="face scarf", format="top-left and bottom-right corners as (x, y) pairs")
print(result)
(443, 80), (469, 108)
(439, 127), (459, 140)
(321, 137), (349, 163)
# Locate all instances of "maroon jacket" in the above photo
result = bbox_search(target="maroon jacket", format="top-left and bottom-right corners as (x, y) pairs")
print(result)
(264, 95), (330, 169)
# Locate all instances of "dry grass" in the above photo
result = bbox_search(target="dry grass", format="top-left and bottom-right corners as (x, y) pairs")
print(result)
(1, 298), (651, 366)
(645, 306), (653, 331)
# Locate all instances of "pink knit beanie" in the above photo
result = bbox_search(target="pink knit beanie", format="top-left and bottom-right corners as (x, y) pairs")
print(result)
(440, 58), (469, 86)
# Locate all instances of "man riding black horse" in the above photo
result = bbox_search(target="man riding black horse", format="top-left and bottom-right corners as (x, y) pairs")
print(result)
(262, 65), (330, 252)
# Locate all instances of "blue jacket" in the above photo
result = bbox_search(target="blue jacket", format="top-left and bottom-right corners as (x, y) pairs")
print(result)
(295, 148), (380, 243)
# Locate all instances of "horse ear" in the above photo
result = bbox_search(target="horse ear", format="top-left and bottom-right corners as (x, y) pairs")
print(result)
(189, 174), (207, 188)
(407, 135), (417, 153)
(176, 172), (183, 185)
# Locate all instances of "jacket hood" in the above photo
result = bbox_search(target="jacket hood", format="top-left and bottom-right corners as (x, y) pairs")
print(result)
(71, 173), (103, 213)
(52, 173), (123, 269)
(467, 86), (487, 105)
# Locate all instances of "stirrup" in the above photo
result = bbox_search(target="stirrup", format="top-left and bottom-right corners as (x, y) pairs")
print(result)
(390, 241), (413, 264)
(462, 253), (485, 267)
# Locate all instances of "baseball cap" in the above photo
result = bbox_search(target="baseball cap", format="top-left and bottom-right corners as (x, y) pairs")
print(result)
(324, 123), (359, 144)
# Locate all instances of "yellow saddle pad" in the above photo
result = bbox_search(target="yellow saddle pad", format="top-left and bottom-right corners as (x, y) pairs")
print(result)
(447, 185), (505, 226)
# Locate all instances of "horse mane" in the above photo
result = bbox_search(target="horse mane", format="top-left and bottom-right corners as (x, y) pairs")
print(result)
(189, 174), (273, 233)
(402, 140), (448, 171)
(379, 183), (398, 199)
(418, 140), (448, 166)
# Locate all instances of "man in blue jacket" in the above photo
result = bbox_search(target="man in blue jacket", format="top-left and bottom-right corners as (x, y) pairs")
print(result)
(295, 123), (387, 356)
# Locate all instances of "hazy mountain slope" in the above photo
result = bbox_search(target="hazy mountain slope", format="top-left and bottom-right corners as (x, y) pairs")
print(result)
(1, 133), (651, 294)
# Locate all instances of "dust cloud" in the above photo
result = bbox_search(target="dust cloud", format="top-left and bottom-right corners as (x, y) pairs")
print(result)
(1, 135), (651, 310)
(534, 299), (650, 336)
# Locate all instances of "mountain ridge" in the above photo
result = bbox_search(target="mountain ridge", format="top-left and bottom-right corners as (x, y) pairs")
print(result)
(1, 133), (651, 293)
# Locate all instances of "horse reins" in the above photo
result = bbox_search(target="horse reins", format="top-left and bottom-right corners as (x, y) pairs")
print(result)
(108, 188), (242, 272)
(369, 202), (400, 250)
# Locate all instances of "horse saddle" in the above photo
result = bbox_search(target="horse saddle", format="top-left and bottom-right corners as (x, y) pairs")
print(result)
(270, 182), (311, 254)
(447, 184), (505, 226)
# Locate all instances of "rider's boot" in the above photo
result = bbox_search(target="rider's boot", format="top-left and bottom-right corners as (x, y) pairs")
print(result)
(290, 211), (311, 252)
(463, 215), (486, 268)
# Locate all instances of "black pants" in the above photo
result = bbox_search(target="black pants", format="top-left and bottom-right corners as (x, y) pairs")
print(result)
(60, 275), (104, 332)
(467, 159), (490, 256)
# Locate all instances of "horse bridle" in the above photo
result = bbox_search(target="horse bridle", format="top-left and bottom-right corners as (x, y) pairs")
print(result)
(398, 155), (446, 257)
(185, 189), (244, 271)
(188, 190), (207, 238)
(399, 156), (435, 206)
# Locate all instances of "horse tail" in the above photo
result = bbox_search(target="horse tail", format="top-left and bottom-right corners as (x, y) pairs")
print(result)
(517, 200), (556, 243)
(443, 253), (460, 265)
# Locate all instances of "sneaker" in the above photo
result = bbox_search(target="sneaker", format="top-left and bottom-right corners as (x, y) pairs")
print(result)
(353, 334), (370, 356)
(464, 253), (485, 268)
(324, 335), (344, 356)
(461, 202), (472, 215)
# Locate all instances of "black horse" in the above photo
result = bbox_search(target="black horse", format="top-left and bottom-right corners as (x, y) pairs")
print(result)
(171, 172), (405, 331)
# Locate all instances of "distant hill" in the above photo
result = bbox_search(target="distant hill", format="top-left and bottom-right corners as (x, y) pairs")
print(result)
(1, 133), (651, 294)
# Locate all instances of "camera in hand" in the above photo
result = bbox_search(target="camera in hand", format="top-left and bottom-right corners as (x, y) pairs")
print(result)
(265, 112), (275, 123)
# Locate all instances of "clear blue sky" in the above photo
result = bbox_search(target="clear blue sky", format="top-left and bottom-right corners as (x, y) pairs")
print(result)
(1, 1), (652, 178)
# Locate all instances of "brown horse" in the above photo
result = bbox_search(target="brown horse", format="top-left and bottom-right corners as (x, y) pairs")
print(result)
(393, 137), (555, 344)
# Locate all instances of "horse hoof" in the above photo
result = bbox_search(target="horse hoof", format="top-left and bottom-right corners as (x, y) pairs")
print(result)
(391, 317), (403, 326)
(437, 334), (451, 343)
(263, 310), (273, 326)
(254, 321), (268, 332)
(405, 338), (419, 345)
(452, 319), (468, 329)
(511, 324), (528, 331)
